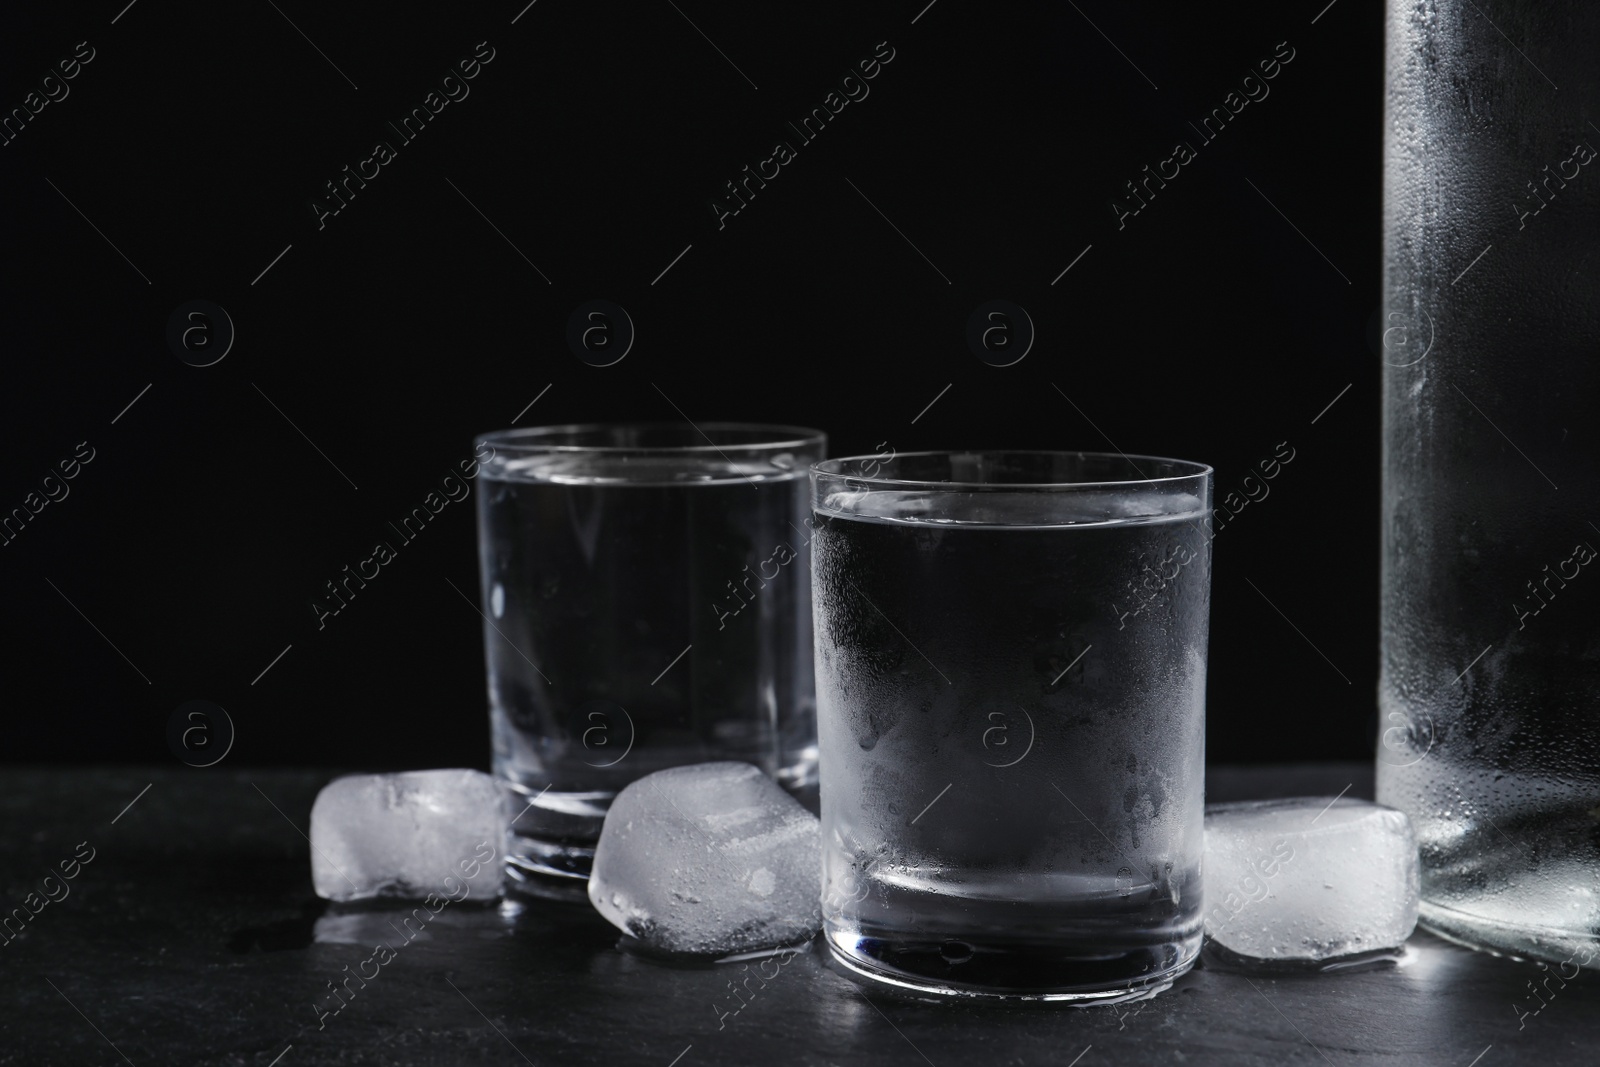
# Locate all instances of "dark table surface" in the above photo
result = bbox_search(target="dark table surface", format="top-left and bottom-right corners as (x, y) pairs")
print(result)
(0, 763), (1592, 1066)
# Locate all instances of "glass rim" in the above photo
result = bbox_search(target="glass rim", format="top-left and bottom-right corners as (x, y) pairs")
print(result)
(810, 449), (1212, 490)
(475, 421), (827, 455)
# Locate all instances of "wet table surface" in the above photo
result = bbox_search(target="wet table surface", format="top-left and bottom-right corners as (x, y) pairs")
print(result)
(0, 763), (1593, 1066)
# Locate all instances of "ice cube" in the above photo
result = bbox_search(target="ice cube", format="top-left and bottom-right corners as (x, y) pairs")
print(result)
(1203, 796), (1419, 964)
(588, 761), (821, 957)
(309, 769), (508, 902)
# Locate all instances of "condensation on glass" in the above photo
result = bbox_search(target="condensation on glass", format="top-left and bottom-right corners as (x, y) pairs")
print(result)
(812, 451), (1212, 1001)
(1380, 1), (1600, 965)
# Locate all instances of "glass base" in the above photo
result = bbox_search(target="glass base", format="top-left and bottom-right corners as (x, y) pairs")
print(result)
(495, 758), (818, 905)
(504, 832), (593, 903)
(823, 925), (1199, 1003)
(1419, 899), (1600, 968)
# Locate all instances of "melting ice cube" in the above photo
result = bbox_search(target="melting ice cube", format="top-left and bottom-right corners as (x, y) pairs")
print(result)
(588, 761), (820, 957)
(308, 769), (508, 902)
(1203, 796), (1419, 965)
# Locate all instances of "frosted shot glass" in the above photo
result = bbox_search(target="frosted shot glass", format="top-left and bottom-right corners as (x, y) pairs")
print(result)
(811, 451), (1213, 1000)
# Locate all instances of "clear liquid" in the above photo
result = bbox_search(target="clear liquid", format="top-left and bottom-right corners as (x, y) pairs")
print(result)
(477, 457), (816, 894)
(1380, 0), (1600, 962)
(812, 495), (1209, 997)
(1378, 758), (1600, 961)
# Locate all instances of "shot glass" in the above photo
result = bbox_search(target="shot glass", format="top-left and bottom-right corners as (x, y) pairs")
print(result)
(811, 451), (1212, 1000)
(475, 423), (827, 898)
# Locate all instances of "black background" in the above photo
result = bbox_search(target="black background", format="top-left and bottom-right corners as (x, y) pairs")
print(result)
(0, 0), (1380, 769)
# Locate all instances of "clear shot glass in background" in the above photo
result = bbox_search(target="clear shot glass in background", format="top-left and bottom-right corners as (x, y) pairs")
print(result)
(475, 423), (826, 898)
(811, 451), (1213, 1001)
